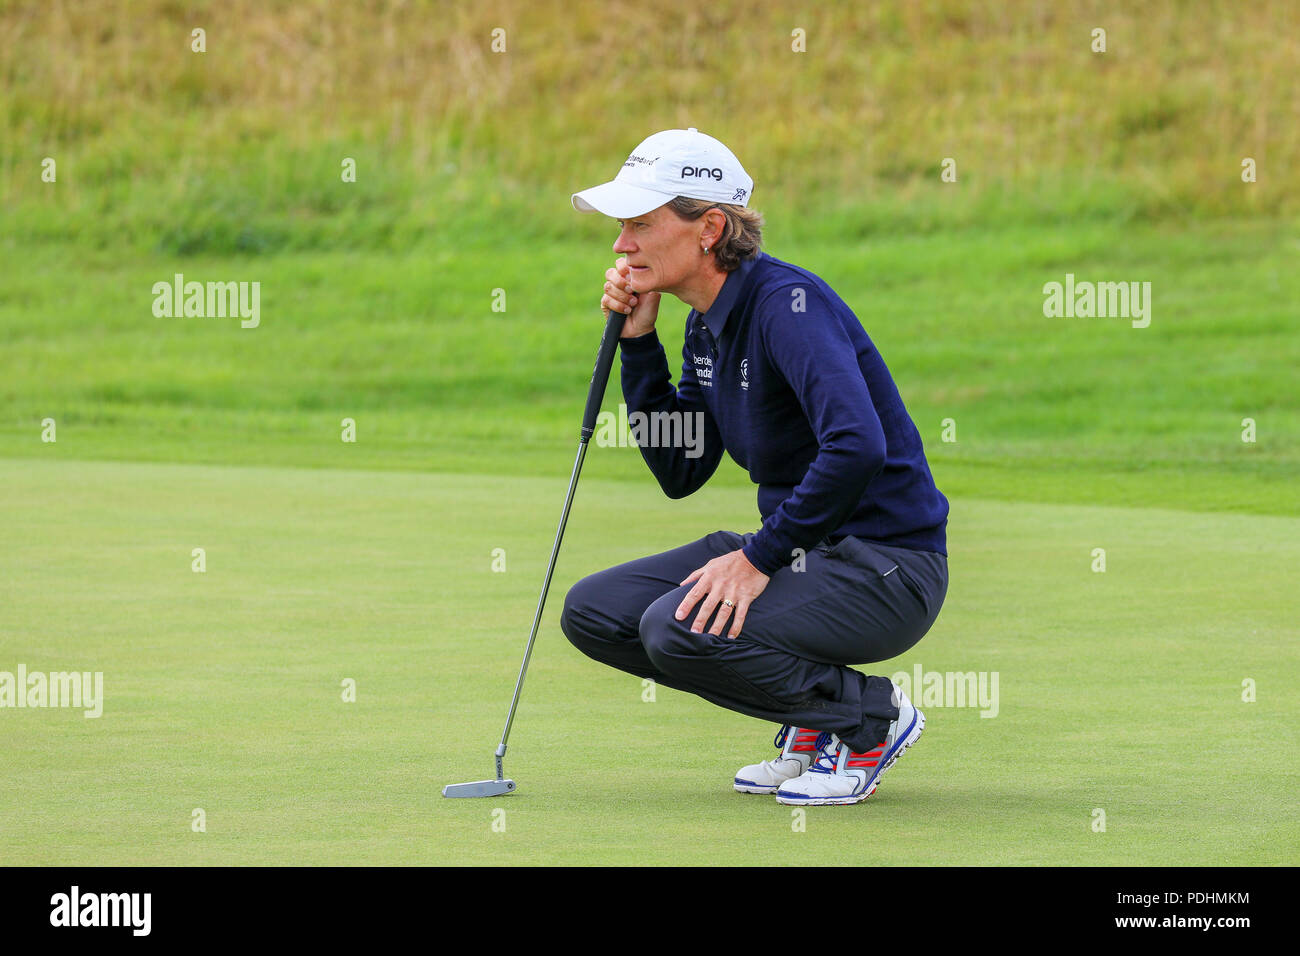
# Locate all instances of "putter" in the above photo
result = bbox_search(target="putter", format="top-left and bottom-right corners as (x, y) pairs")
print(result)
(443, 308), (628, 798)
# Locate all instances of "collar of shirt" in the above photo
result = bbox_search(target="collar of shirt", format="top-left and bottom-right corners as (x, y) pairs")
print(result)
(696, 252), (766, 340)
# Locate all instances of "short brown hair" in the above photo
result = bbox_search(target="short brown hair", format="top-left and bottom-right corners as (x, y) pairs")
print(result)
(666, 197), (763, 272)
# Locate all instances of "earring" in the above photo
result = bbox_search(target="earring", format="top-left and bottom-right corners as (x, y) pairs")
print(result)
(703, 245), (710, 254)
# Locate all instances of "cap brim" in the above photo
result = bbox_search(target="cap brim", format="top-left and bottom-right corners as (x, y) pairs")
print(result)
(571, 180), (674, 217)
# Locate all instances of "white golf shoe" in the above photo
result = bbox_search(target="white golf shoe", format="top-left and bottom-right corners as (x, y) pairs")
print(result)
(733, 725), (821, 794)
(775, 684), (925, 806)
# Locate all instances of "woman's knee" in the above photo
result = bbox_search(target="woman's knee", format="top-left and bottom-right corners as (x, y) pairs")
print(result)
(559, 575), (603, 652)
(638, 595), (699, 671)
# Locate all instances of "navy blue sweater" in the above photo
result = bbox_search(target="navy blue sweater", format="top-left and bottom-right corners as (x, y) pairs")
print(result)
(617, 251), (948, 575)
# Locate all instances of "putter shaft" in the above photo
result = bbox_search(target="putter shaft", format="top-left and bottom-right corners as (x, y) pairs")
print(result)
(444, 310), (624, 798)
(495, 438), (590, 768)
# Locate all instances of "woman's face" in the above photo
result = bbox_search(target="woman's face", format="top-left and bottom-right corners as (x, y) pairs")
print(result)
(613, 205), (716, 295)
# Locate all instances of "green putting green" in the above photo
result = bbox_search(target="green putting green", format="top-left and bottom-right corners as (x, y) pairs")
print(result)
(2, 459), (1293, 865)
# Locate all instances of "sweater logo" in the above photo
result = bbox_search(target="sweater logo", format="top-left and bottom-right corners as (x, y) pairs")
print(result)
(740, 357), (749, 390)
(692, 353), (713, 387)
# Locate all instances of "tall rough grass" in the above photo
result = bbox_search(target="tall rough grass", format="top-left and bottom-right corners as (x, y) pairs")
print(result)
(2, 0), (1296, 253)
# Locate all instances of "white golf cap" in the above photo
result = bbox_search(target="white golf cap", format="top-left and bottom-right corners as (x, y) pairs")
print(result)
(571, 128), (754, 217)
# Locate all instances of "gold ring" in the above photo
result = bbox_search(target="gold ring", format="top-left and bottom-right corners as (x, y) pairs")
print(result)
(723, 599), (734, 608)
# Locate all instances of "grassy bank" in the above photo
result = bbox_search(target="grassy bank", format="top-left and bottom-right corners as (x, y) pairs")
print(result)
(4, 217), (1296, 515)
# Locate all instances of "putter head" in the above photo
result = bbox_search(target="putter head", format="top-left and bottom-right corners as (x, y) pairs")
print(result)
(442, 778), (516, 798)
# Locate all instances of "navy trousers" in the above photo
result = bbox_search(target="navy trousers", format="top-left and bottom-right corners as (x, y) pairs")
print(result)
(560, 529), (948, 752)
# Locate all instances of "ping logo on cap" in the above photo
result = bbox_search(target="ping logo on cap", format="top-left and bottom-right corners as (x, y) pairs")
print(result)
(573, 128), (754, 217)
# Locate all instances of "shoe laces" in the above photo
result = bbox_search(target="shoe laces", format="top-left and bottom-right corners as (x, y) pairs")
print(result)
(808, 732), (839, 774)
(773, 724), (791, 750)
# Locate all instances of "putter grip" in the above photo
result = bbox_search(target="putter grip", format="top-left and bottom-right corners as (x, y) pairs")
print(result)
(580, 309), (627, 441)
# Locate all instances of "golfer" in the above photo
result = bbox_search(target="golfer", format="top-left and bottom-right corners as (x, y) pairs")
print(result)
(561, 128), (949, 805)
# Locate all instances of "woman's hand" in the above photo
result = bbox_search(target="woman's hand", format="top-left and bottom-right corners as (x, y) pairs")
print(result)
(601, 257), (661, 338)
(675, 549), (770, 639)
